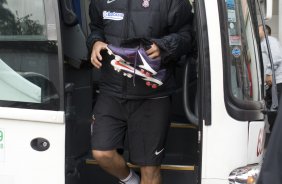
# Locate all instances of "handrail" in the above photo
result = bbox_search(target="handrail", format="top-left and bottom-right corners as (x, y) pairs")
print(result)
(183, 60), (199, 126)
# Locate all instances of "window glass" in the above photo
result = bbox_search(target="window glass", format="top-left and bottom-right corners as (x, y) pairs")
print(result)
(225, 0), (262, 102)
(0, 42), (60, 111)
(0, 0), (47, 40)
(0, 0), (60, 111)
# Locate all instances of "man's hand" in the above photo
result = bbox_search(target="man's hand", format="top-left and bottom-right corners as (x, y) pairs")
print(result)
(265, 75), (273, 86)
(91, 41), (108, 69)
(146, 42), (161, 59)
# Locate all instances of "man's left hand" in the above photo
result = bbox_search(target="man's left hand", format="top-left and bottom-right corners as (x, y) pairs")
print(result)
(146, 42), (161, 59)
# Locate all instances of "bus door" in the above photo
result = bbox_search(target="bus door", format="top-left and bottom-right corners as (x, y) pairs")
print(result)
(0, 0), (65, 184)
(59, 0), (95, 183)
(199, 0), (265, 183)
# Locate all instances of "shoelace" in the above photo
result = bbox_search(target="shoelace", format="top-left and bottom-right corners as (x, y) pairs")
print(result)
(133, 50), (138, 86)
(119, 46), (139, 87)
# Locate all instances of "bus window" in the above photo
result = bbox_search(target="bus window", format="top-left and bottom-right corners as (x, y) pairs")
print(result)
(0, 0), (46, 40)
(0, 0), (60, 110)
(220, 0), (264, 121)
(226, 0), (261, 101)
(219, 0), (264, 120)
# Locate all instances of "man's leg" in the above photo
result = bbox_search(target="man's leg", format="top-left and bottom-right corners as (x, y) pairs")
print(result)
(276, 83), (282, 103)
(140, 166), (161, 184)
(92, 150), (129, 179)
(127, 97), (171, 184)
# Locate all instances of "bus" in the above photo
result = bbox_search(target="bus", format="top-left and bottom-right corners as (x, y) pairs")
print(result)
(0, 0), (275, 183)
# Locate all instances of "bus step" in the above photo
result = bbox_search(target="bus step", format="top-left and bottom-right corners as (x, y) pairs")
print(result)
(170, 122), (197, 129)
(164, 125), (198, 165)
(80, 159), (198, 184)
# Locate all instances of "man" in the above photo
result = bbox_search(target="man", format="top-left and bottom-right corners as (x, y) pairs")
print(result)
(259, 24), (282, 131)
(86, 0), (194, 183)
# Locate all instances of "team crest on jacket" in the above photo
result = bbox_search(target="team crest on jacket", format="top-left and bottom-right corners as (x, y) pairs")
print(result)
(142, 0), (150, 8)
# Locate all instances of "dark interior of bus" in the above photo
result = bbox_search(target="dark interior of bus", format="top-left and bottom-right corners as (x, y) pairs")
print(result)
(62, 1), (200, 184)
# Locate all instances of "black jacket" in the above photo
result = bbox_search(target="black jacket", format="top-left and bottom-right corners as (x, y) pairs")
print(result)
(87, 0), (194, 99)
(257, 96), (282, 184)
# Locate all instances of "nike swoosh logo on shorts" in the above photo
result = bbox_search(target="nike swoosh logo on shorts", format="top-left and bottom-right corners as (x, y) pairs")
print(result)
(155, 148), (164, 155)
(107, 0), (116, 3)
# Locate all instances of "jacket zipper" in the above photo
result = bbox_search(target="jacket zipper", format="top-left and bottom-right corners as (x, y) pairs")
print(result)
(126, 0), (131, 39)
(122, 0), (131, 98)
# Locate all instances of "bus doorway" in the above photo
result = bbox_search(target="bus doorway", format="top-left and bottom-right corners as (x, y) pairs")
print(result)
(60, 0), (201, 183)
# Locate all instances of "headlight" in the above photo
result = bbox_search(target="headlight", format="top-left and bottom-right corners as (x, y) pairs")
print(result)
(228, 164), (261, 184)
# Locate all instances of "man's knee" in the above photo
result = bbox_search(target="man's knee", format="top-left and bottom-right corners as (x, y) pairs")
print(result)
(92, 150), (116, 162)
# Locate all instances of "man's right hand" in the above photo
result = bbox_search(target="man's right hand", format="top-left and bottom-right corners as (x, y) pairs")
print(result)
(265, 75), (273, 86)
(91, 41), (108, 69)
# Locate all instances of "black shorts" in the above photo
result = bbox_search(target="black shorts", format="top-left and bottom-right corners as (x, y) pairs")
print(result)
(91, 94), (171, 166)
